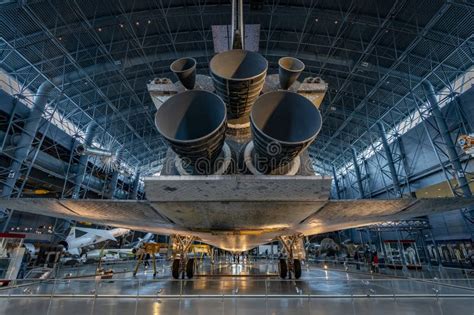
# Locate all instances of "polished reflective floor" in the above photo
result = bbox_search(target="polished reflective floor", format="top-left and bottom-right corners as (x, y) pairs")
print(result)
(1, 259), (473, 315)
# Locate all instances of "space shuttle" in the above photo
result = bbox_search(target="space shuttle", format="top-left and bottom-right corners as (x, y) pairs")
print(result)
(1, 1), (472, 280)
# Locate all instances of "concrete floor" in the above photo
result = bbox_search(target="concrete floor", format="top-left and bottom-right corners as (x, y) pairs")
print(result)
(2, 297), (474, 315)
(1, 260), (473, 315)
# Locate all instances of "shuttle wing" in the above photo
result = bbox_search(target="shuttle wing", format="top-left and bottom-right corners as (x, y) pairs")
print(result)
(1, 175), (472, 251)
(0, 197), (471, 237)
(0, 198), (179, 235)
(297, 198), (473, 235)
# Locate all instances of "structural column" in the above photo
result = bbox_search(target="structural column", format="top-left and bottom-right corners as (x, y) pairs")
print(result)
(423, 81), (472, 197)
(377, 122), (402, 197)
(1, 84), (52, 198)
(72, 123), (98, 199)
(332, 165), (341, 199)
(130, 170), (141, 200)
(107, 171), (119, 199)
(1, 63), (117, 200)
(395, 136), (416, 197)
(351, 147), (364, 199)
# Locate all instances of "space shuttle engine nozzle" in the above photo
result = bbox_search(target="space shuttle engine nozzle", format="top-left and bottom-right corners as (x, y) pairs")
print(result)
(250, 91), (322, 173)
(155, 90), (227, 171)
(210, 49), (268, 120)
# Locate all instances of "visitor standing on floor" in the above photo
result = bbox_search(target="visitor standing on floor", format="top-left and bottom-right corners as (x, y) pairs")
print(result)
(372, 251), (379, 273)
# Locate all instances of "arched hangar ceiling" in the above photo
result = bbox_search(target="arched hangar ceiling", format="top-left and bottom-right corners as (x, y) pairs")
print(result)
(0, 0), (472, 175)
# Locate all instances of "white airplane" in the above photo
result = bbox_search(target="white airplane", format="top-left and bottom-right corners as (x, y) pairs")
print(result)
(81, 232), (156, 262)
(59, 227), (130, 256)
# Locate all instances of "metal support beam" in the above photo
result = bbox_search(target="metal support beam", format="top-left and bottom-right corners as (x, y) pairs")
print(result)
(72, 122), (97, 199)
(332, 165), (341, 199)
(362, 159), (372, 198)
(377, 122), (402, 197)
(130, 170), (140, 200)
(351, 147), (365, 199)
(1, 63), (122, 200)
(395, 136), (415, 197)
(107, 171), (119, 199)
(422, 81), (472, 197)
(1, 83), (52, 199)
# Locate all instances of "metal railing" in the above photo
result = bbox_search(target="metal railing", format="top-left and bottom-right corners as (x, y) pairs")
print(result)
(1, 277), (474, 299)
(1, 258), (474, 315)
(307, 258), (474, 287)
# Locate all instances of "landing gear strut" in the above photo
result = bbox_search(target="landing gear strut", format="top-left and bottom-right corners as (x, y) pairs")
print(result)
(170, 235), (196, 279)
(278, 234), (305, 279)
(133, 243), (161, 278)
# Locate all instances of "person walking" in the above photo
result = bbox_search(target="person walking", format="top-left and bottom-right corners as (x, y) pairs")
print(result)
(354, 251), (360, 270)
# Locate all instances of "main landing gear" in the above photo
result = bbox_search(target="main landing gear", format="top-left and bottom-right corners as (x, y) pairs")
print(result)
(278, 234), (304, 279)
(170, 235), (196, 279)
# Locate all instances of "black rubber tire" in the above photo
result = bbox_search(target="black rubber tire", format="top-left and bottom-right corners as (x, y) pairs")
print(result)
(172, 259), (180, 279)
(294, 259), (302, 279)
(186, 258), (195, 279)
(279, 259), (288, 279)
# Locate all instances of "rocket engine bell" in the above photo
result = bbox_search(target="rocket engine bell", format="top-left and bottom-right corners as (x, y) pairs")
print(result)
(210, 49), (268, 121)
(154, 90), (227, 171)
(278, 57), (305, 90)
(170, 57), (197, 90)
(250, 91), (322, 173)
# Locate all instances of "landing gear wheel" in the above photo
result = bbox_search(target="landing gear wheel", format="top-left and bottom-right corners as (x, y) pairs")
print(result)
(172, 259), (180, 279)
(294, 259), (302, 279)
(186, 258), (195, 279)
(279, 259), (288, 279)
